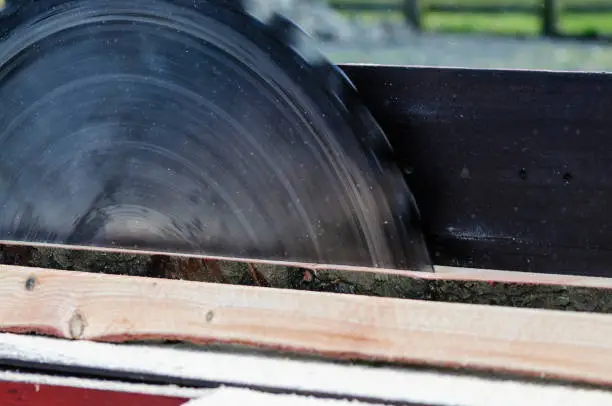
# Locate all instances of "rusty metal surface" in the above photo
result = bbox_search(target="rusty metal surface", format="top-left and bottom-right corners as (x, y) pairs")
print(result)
(341, 64), (612, 276)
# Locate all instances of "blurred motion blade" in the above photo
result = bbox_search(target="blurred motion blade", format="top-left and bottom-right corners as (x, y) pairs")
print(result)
(0, 0), (432, 272)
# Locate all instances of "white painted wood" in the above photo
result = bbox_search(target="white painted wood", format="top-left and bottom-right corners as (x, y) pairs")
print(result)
(183, 387), (386, 406)
(0, 333), (611, 406)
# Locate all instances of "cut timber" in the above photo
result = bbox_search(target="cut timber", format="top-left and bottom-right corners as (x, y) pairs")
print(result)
(431, 265), (612, 289)
(4, 241), (612, 290)
(1, 265), (612, 386)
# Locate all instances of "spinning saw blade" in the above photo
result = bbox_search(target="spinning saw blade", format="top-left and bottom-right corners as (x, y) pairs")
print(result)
(0, 0), (432, 272)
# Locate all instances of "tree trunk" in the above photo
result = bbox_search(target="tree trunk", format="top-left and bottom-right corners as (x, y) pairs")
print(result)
(542, 0), (560, 37)
(402, 0), (422, 31)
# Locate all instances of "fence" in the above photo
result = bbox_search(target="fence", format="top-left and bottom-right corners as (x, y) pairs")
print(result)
(328, 0), (612, 37)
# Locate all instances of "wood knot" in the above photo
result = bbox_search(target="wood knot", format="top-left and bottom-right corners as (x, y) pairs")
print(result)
(24, 276), (37, 291)
(69, 311), (86, 339)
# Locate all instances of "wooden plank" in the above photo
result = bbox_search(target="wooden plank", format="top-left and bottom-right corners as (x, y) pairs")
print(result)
(0, 240), (422, 277)
(2, 335), (612, 406)
(340, 64), (612, 277)
(1, 265), (612, 386)
(5, 240), (612, 289)
(431, 265), (612, 289)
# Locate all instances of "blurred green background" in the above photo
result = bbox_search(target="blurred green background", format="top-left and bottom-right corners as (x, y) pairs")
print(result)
(329, 0), (612, 37)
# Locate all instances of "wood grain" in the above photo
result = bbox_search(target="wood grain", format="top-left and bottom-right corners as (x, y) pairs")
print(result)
(1, 264), (612, 387)
(431, 265), (612, 289)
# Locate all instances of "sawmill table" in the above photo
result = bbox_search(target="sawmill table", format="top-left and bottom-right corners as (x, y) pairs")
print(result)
(0, 261), (612, 405)
(1, 38), (612, 404)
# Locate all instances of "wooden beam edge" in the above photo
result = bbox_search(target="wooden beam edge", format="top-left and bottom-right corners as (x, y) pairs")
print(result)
(430, 265), (612, 289)
(4, 240), (612, 289)
(1, 264), (612, 387)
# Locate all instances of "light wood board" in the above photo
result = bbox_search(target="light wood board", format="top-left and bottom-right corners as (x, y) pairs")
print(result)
(0, 264), (612, 387)
(432, 265), (612, 289)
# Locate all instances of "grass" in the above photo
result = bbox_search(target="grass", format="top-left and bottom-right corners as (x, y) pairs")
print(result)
(560, 13), (612, 36)
(425, 12), (540, 35)
(323, 1), (612, 72)
(331, 0), (612, 6)
(426, 12), (612, 36)
(329, 1), (612, 37)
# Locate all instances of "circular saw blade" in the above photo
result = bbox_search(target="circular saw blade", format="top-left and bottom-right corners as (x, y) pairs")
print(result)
(0, 0), (432, 272)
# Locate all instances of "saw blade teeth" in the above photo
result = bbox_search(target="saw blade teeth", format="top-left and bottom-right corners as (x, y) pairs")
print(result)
(261, 11), (358, 114)
(205, 0), (352, 110)
(205, 0), (250, 15)
(265, 12), (295, 47)
(206, 1), (417, 257)
(241, 0), (276, 24)
(266, 12), (327, 69)
(230, 0), (249, 14)
(321, 64), (360, 111)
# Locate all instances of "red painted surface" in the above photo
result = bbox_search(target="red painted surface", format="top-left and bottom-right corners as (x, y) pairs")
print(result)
(0, 381), (189, 406)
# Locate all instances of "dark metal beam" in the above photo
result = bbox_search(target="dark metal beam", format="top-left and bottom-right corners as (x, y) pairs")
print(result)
(341, 64), (612, 276)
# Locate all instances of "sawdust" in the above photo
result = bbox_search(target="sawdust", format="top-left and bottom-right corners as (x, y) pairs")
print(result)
(1, 244), (611, 314)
